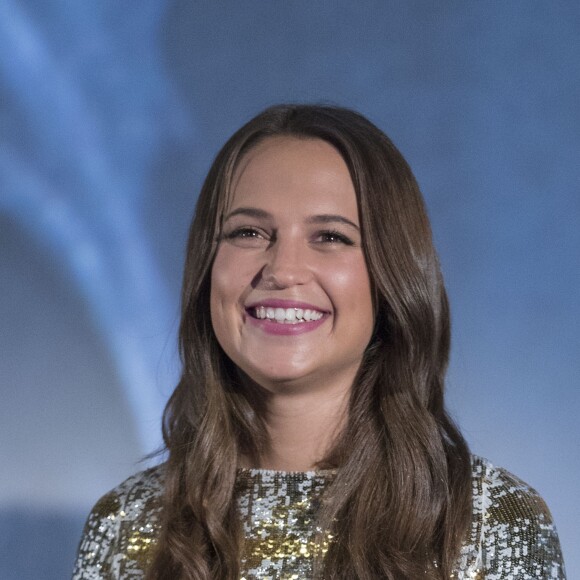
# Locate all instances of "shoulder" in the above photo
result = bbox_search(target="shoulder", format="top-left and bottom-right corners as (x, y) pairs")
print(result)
(470, 455), (552, 523)
(466, 455), (566, 578)
(72, 464), (165, 579)
(88, 463), (165, 520)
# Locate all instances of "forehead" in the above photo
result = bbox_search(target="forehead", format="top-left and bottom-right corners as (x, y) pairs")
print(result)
(229, 136), (358, 218)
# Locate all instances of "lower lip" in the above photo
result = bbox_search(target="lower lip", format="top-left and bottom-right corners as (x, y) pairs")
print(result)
(245, 313), (329, 335)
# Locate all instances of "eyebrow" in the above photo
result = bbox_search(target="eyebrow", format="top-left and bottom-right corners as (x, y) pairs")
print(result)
(224, 207), (360, 231)
(306, 214), (360, 231)
(225, 207), (270, 221)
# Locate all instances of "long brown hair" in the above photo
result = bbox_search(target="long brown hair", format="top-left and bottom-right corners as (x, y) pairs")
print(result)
(147, 104), (472, 579)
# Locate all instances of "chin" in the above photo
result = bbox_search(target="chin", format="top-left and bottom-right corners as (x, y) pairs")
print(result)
(245, 364), (316, 390)
(234, 349), (311, 382)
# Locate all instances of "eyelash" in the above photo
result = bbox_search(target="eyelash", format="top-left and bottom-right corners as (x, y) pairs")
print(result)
(223, 227), (264, 240)
(223, 227), (354, 246)
(316, 230), (354, 245)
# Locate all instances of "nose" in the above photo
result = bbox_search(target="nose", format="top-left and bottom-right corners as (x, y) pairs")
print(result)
(260, 236), (312, 289)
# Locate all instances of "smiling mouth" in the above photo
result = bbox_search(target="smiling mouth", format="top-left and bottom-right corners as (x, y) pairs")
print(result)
(248, 306), (325, 324)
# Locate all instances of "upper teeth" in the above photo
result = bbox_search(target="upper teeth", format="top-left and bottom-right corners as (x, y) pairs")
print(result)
(254, 306), (324, 323)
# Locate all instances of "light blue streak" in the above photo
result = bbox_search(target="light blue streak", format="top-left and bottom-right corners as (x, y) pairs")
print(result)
(0, 0), (192, 453)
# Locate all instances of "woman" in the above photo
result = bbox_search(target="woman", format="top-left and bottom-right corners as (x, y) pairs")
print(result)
(73, 105), (565, 579)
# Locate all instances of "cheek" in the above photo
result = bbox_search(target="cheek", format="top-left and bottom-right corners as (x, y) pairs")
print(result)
(210, 249), (237, 336)
(210, 247), (254, 334)
(211, 247), (243, 300)
(332, 258), (373, 305)
(329, 259), (374, 336)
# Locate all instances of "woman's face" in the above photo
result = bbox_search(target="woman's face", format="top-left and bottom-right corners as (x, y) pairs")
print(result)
(210, 136), (374, 394)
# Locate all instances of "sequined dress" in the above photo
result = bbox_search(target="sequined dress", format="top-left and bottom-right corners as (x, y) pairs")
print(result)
(72, 456), (565, 579)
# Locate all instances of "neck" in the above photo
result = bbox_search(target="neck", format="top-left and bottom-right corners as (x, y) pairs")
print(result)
(257, 383), (350, 472)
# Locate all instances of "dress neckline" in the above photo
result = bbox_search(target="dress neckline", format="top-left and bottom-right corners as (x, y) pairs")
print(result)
(236, 466), (337, 477)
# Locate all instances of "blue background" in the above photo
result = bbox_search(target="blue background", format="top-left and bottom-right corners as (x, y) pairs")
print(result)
(0, 2), (578, 578)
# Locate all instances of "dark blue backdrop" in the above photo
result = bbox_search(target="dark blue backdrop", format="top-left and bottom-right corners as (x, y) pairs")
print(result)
(1, 2), (578, 578)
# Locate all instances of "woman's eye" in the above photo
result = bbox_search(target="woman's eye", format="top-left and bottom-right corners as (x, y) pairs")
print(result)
(229, 228), (261, 238)
(315, 230), (354, 246)
(223, 227), (268, 244)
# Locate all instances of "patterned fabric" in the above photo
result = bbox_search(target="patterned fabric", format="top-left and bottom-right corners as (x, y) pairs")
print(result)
(72, 456), (566, 579)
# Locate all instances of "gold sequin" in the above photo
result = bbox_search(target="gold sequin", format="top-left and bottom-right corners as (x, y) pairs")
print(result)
(236, 469), (335, 577)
